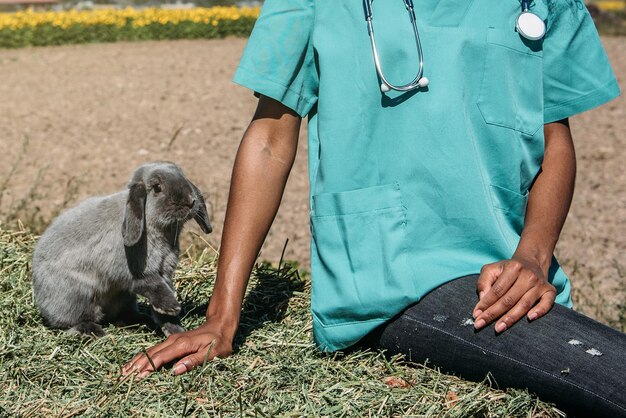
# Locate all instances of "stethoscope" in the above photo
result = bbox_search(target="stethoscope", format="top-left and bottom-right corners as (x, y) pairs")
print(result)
(516, 0), (547, 41)
(363, 0), (546, 93)
(363, 0), (427, 93)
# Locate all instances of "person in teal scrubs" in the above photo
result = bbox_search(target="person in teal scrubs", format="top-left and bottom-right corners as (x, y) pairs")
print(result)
(125, 0), (625, 415)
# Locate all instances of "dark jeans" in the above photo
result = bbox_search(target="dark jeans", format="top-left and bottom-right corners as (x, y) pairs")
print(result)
(360, 275), (626, 417)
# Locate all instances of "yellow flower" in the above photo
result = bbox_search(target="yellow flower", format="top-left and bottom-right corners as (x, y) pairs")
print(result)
(0, 6), (260, 32)
(595, 1), (626, 11)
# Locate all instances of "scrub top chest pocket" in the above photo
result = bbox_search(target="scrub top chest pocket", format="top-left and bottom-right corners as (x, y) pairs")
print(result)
(477, 28), (544, 136)
(310, 183), (417, 328)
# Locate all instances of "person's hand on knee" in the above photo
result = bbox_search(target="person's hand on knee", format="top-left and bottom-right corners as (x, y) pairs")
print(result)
(472, 258), (556, 333)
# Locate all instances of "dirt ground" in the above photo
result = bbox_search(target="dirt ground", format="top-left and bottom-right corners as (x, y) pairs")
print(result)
(0, 38), (623, 324)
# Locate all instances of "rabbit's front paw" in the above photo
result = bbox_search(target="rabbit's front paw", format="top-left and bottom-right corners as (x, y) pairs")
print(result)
(66, 321), (106, 338)
(161, 323), (185, 336)
(151, 299), (181, 316)
(135, 281), (181, 315)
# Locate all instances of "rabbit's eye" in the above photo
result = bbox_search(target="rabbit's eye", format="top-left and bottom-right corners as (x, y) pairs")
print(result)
(153, 184), (162, 193)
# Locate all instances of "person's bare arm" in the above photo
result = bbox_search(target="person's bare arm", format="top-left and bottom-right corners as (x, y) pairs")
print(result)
(473, 119), (576, 332)
(123, 96), (302, 377)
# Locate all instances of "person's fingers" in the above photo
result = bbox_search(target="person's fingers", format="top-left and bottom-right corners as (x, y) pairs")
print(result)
(476, 263), (502, 298)
(474, 273), (532, 330)
(492, 289), (541, 333)
(172, 348), (216, 376)
(122, 337), (175, 375)
(474, 262), (503, 316)
(474, 261), (520, 319)
(492, 284), (556, 332)
(475, 272), (557, 332)
(123, 349), (156, 375)
(121, 321), (235, 378)
(124, 349), (161, 376)
(134, 335), (204, 375)
(123, 334), (186, 376)
(527, 287), (556, 321)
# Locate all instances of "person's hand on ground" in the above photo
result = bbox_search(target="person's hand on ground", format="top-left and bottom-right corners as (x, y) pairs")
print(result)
(472, 257), (556, 333)
(122, 319), (234, 378)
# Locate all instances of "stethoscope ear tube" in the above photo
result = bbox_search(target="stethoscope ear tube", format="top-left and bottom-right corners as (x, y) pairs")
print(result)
(363, 0), (372, 20)
(521, 0), (530, 12)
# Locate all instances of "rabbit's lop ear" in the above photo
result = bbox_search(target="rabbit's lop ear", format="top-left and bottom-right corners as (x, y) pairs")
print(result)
(190, 182), (212, 234)
(123, 181), (147, 247)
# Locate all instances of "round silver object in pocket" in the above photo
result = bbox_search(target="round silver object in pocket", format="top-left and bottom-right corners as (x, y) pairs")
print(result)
(516, 12), (546, 41)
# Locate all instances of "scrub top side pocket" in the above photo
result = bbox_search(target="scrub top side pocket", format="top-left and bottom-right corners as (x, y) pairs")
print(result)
(477, 29), (544, 136)
(310, 183), (417, 332)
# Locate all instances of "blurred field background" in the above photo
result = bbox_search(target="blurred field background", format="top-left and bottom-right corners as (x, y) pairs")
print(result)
(0, 0), (624, 48)
(0, 1), (624, 416)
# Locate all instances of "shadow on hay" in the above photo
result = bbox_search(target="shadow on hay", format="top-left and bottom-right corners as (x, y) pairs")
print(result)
(177, 258), (305, 349)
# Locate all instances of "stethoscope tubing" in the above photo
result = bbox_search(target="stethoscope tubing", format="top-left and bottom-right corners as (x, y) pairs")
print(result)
(364, 0), (426, 92)
(364, 0), (543, 93)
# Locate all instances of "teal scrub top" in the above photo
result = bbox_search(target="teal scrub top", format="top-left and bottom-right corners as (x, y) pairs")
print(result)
(233, 0), (620, 351)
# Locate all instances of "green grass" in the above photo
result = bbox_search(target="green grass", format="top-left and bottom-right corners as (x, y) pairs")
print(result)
(0, 19), (258, 49)
(0, 227), (565, 417)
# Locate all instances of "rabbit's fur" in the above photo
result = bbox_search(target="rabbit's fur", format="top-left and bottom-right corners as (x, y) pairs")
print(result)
(32, 162), (212, 337)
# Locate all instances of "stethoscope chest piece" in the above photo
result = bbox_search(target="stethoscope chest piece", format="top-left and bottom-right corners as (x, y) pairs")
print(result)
(516, 11), (545, 41)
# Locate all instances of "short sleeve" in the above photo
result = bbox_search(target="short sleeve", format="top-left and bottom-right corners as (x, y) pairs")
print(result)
(233, 0), (318, 117)
(542, 1), (620, 123)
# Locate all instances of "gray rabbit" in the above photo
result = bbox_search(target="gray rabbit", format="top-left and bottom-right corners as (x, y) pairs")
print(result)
(32, 162), (212, 337)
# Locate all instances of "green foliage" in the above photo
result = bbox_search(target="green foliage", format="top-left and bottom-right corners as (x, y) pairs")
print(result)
(0, 9), (257, 48)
